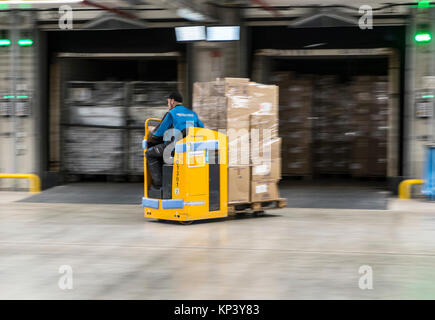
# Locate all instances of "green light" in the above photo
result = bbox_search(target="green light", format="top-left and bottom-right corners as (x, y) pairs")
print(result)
(0, 39), (11, 46)
(3, 96), (14, 99)
(0, 4), (9, 10)
(17, 39), (33, 46)
(415, 33), (432, 43)
(418, 0), (432, 8)
(19, 4), (31, 9)
(423, 95), (435, 98)
(17, 96), (28, 99)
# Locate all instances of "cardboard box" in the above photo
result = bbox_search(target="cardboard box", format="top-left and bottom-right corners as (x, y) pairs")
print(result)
(194, 78), (249, 98)
(227, 123), (250, 166)
(218, 77), (249, 96)
(270, 71), (294, 85)
(369, 157), (387, 176)
(283, 146), (312, 175)
(251, 180), (279, 202)
(226, 95), (252, 126)
(251, 137), (281, 163)
(250, 113), (279, 143)
(228, 166), (250, 203)
(350, 159), (369, 176)
(193, 82), (210, 98)
(280, 113), (312, 130)
(228, 139), (250, 166)
(313, 159), (334, 173)
(352, 138), (372, 159)
(284, 159), (312, 175)
(251, 158), (281, 181)
(248, 83), (279, 115)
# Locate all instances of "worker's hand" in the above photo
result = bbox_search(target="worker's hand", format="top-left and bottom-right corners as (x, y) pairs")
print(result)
(148, 126), (156, 135)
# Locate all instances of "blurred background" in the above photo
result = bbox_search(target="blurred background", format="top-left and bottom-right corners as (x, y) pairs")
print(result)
(2, 0), (435, 301)
(0, 0), (433, 197)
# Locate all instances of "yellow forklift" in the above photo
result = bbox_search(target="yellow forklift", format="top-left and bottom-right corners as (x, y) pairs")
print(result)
(141, 118), (286, 224)
(142, 118), (229, 223)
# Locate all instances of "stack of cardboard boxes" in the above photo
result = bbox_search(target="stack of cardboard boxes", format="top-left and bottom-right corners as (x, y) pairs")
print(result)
(350, 76), (388, 177)
(271, 72), (389, 178)
(193, 78), (281, 203)
(312, 77), (352, 175)
(273, 73), (313, 176)
(249, 83), (281, 202)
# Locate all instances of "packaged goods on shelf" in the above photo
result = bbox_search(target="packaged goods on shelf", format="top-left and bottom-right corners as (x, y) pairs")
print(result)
(128, 81), (179, 126)
(69, 106), (125, 127)
(63, 127), (124, 174)
(128, 129), (145, 174)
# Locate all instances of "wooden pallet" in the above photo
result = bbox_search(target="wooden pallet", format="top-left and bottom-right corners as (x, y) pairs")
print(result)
(228, 198), (287, 215)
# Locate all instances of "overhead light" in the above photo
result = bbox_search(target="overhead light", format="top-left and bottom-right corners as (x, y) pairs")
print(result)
(18, 39), (33, 46)
(206, 26), (240, 41)
(17, 39), (33, 46)
(417, 0), (433, 9)
(175, 26), (206, 42)
(177, 8), (206, 22)
(415, 32), (432, 43)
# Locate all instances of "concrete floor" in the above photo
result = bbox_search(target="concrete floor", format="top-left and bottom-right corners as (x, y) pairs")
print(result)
(1, 192), (435, 299)
(19, 181), (390, 210)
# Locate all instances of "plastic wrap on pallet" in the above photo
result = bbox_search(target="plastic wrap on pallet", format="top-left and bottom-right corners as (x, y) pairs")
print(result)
(128, 105), (167, 127)
(94, 82), (126, 105)
(63, 127), (124, 174)
(130, 81), (179, 106)
(128, 81), (179, 126)
(68, 105), (125, 127)
(67, 81), (126, 106)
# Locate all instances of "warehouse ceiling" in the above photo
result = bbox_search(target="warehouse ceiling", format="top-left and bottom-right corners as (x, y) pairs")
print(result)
(1, 0), (418, 29)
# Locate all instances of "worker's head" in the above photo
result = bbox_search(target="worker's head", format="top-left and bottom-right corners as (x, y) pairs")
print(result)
(167, 92), (183, 109)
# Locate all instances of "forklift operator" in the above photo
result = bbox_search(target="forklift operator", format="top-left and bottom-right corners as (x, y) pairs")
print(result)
(146, 92), (204, 191)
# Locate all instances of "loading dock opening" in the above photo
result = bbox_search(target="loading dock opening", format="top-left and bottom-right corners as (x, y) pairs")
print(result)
(48, 52), (186, 182)
(252, 48), (401, 183)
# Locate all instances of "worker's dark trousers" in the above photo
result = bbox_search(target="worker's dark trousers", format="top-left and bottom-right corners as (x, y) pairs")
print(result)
(145, 143), (165, 188)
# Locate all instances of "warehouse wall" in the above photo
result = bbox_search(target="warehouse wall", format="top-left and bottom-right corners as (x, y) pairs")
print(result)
(404, 8), (435, 180)
(0, 12), (38, 190)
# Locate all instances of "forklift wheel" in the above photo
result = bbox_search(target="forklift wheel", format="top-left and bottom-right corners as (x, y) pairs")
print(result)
(179, 220), (193, 225)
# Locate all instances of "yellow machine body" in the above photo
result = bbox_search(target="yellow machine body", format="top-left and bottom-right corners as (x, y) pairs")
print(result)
(142, 119), (228, 222)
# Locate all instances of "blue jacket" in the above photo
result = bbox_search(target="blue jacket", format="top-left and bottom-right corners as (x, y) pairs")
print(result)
(150, 105), (204, 145)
